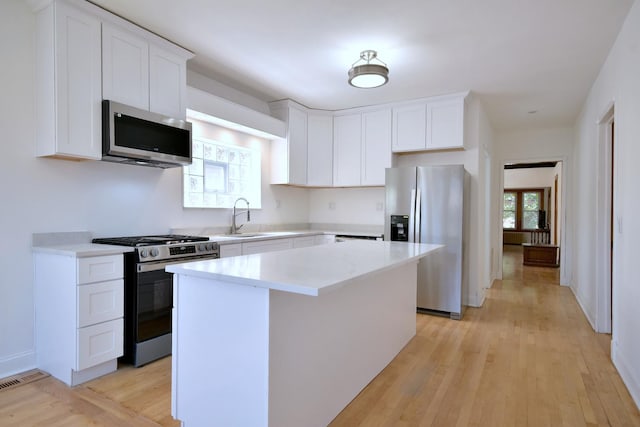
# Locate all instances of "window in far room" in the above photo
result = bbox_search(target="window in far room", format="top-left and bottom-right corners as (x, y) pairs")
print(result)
(503, 189), (544, 231)
(503, 191), (517, 229)
(183, 111), (263, 209)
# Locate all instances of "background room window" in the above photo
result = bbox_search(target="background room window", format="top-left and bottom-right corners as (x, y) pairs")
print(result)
(503, 189), (544, 231)
(503, 192), (517, 229)
(522, 191), (541, 230)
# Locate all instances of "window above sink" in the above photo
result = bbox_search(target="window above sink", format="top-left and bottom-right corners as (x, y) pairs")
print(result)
(183, 110), (264, 209)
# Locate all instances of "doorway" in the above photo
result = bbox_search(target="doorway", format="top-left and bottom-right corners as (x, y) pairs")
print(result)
(499, 159), (566, 284)
(595, 105), (615, 334)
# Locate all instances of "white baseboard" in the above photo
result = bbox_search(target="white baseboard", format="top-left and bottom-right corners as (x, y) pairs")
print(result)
(612, 343), (640, 411)
(569, 285), (596, 331)
(0, 350), (36, 379)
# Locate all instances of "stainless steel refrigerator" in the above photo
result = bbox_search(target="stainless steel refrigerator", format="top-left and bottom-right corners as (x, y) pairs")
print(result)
(384, 165), (468, 319)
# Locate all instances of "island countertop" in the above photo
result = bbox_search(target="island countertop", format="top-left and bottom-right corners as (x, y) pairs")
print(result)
(166, 240), (442, 296)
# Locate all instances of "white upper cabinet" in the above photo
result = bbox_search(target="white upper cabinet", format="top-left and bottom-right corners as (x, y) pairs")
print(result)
(33, 0), (192, 161)
(426, 96), (465, 150)
(269, 101), (308, 185)
(361, 109), (391, 186)
(288, 106), (308, 185)
(392, 103), (426, 152)
(35, 1), (102, 160)
(334, 109), (391, 187)
(307, 113), (333, 186)
(102, 23), (188, 119)
(392, 92), (467, 152)
(102, 23), (149, 111)
(333, 113), (362, 187)
(149, 45), (187, 119)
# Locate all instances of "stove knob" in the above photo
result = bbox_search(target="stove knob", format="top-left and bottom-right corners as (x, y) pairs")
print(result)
(140, 249), (149, 258)
(207, 243), (215, 251)
(199, 243), (206, 251)
(150, 248), (159, 257)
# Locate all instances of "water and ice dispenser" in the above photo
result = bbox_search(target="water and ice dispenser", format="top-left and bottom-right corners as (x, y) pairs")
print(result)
(390, 215), (409, 242)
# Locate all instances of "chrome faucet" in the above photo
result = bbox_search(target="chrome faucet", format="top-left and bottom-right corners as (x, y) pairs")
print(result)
(230, 197), (250, 234)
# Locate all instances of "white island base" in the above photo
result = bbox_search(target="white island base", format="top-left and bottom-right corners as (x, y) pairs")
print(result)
(168, 241), (441, 427)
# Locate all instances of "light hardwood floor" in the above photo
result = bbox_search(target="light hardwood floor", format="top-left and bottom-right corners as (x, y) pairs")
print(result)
(1, 245), (638, 426)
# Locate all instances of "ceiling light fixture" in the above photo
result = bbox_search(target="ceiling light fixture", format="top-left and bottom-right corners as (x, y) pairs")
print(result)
(348, 50), (389, 88)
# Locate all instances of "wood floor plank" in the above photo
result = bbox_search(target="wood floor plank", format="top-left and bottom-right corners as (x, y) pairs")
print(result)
(1, 244), (638, 426)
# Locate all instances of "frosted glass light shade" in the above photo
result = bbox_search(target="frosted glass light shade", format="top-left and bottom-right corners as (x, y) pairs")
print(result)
(348, 63), (389, 88)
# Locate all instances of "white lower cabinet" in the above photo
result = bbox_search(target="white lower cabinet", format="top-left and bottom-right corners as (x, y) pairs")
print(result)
(220, 243), (242, 258)
(314, 234), (336, 245)
(77, 318), (124, 371)
(218, 234), (335, 257)
(77, 280), (124, 327)
(34, 252), (124, 386)
(242, 239), (294, 255)
(292, 236), (316, 248)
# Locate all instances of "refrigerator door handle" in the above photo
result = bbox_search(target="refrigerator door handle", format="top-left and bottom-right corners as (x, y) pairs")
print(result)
(409, 189), (416, 243)
(415, 189), (422, 243)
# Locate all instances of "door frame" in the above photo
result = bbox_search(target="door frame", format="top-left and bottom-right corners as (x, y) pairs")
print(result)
(595, 103), (615, 333)
(497, 156), (570, 285)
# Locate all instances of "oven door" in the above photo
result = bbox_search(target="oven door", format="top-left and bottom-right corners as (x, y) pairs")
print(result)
(135, 264), (173, 342)
(134, 255), (218, 343)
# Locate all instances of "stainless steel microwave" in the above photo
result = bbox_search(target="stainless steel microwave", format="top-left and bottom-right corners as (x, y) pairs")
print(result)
(102, 100), (192, 168)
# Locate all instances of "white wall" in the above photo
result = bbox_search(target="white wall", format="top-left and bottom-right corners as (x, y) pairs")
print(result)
(308, 188), (385, 226)
(494, 127), (573, 284)
(504, 167), (555, 188)
(0, 0), (307, 378)
(573, 0), (640, 408)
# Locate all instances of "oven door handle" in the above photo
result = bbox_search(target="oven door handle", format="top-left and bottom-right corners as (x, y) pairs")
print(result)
(137, 255), (219, 273)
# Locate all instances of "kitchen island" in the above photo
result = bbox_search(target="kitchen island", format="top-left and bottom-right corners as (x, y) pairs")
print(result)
(167, 240), (442, 427)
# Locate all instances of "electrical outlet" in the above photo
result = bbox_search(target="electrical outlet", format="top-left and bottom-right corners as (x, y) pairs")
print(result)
(329, 202), (336, 210)
(275, 200), (281, 209)
(376, 202), (383, 211)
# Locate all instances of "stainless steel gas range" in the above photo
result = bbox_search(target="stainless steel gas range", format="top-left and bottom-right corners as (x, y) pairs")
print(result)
(92, 235), (219, 367)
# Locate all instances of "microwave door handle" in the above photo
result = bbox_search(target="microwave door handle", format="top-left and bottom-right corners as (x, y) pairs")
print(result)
(409, 189), (416, 243)
(415, 189), (421, 244)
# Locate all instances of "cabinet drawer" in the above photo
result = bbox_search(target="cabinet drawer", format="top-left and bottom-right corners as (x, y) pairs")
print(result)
(77, 318), (123, 371)
(292, 236), (315, 248)
(242, 239), (293, 255)
(220, 243), (242, 258)
(77, 255), (123, 284)
(77, 280), (124, 327)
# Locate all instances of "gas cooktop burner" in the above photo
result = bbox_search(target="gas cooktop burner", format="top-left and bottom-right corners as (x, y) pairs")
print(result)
(92, 234), (209, 247)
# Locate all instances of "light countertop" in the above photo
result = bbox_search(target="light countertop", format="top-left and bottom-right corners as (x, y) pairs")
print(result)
(166, 240), (442, 296)
(206, 230), (382, 244)
(32, 243), (134, 257)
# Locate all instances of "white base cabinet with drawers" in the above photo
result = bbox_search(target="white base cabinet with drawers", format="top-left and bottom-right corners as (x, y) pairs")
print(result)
(219, 234), (335, 258)
(34, 253), (124, 386)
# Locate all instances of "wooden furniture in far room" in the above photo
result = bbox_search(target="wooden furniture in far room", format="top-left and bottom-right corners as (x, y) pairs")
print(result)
(522, 243), (559, 267)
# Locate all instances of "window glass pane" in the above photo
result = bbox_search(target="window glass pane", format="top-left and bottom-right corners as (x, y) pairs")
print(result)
(523, 211), (539, 229)
(504, 192), (516, 210)
(503, 192), (516, 229)
(503, 211), (515, 229)
(184, 136), (261, 209)
(523, 192), (540, 211)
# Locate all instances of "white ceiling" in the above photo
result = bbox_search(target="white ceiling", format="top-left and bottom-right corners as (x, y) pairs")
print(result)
(91, 0), (634, 131)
